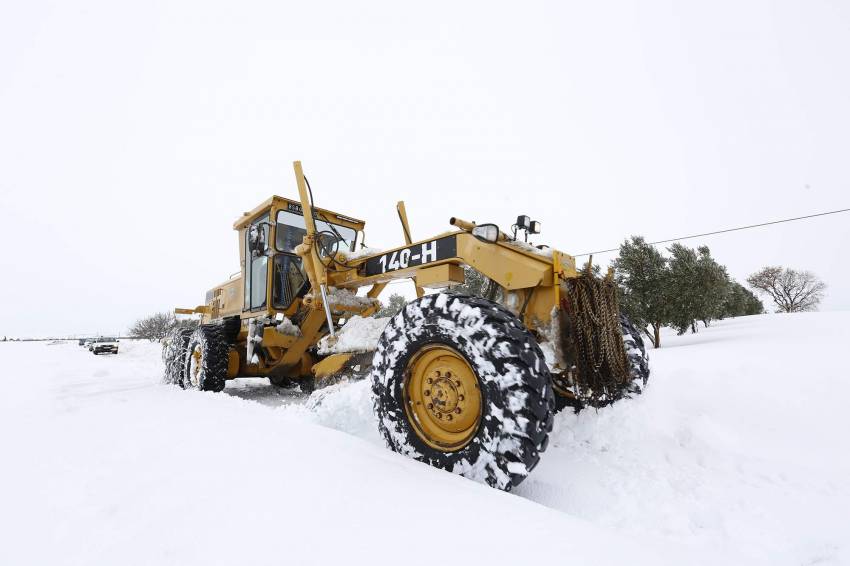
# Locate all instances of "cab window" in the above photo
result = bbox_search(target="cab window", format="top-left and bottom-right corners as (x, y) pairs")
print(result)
(244, 214), (269, 310)
(273, 255), (308, 308)
(275, 210), (356, 253)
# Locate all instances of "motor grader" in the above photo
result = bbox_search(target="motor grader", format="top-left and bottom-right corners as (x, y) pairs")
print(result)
(164, 161), (649, 491)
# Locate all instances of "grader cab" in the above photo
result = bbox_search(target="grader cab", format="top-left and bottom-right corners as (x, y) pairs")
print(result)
(164, 161), (650, 491)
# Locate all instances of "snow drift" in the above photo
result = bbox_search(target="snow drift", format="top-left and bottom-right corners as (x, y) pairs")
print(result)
(2, 312), (849, 565)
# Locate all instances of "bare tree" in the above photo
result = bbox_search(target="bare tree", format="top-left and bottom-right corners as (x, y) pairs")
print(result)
(129, 312), (195, 341)
(746, 266), (826, 313)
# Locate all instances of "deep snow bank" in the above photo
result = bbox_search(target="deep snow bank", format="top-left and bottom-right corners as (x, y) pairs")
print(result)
(300, 311), (850, 565)
(2, 312), (849, 565)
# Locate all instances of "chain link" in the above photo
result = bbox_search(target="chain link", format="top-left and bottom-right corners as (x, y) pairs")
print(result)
(561, 273), (629, 404)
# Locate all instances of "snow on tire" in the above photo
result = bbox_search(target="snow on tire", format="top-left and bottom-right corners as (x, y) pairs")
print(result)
(183, 325), (229, 392)
(370, 293), (554, 491)
(162, 327), (194, 386)
(620, 314), (650, 395)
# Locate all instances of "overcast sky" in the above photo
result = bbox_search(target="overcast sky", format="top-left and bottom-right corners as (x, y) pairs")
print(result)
(1, 0), (848, 337)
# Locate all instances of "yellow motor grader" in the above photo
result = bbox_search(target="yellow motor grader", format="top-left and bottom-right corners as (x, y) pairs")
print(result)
(163, 161), (649, 491)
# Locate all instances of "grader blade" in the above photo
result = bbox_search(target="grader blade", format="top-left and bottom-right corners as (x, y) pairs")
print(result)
(311, 351), (374, 389)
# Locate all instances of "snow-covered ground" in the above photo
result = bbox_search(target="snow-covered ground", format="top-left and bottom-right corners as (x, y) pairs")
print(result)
(2, 313), (849, 565)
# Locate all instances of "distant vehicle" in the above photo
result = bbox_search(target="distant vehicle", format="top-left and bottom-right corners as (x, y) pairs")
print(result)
(91, 337), (119, 355)
(78, 339), (88, 346)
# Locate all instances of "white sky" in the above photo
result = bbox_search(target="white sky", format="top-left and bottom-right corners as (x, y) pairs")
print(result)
(1, 0), (848, 337)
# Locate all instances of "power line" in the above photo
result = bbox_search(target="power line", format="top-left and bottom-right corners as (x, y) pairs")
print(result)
(572, 207), (850, 257)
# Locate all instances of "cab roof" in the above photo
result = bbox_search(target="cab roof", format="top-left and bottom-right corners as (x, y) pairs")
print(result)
(233, 195), (366, 232)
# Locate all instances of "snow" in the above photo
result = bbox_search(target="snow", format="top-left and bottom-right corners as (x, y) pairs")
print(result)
(316, 315), (389, 354)
(342, 246), (383, 261)
(503, 239), (555, 259)
(312, 287), (379, 309)
(274, 314), (301, 336)
(3, 313), (850, 565)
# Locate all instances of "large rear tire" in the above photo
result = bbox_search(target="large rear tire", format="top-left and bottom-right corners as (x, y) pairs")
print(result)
(620, 314), (650, 395)
(162, 327), (194, 385)
(183, 325), (229, 392)
(370, 294), (554, 491)
(553, 313), (650, 412)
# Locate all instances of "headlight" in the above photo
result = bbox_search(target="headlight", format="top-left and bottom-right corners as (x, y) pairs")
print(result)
(472, 224), (500, 243)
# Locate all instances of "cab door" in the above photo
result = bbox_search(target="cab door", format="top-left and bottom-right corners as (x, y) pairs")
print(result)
(243, 214), (270, 312)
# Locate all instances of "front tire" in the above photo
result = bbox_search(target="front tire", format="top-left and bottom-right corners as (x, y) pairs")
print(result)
(371, 294), (554, 491)
(183, 325), (229, 392)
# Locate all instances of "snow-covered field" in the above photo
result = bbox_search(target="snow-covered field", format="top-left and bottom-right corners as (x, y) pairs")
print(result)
(2, 313), (849, 565)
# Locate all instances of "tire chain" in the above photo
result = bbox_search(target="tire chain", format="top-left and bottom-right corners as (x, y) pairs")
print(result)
(561, 273), (630, 404)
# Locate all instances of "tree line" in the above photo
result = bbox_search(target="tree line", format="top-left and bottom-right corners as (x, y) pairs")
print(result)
(613, 237), (764, 347)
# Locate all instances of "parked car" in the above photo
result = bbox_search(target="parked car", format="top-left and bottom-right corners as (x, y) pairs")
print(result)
(91, 337), (119, 355)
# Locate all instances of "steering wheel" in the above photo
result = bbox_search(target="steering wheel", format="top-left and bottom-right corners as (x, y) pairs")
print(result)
(315, 230), (341, 265)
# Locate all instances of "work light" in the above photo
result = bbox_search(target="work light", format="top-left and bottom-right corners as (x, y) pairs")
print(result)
(516, 215), (531, 230)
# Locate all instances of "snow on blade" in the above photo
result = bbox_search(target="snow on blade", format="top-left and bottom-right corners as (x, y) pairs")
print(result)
(316, 315), (390, 354)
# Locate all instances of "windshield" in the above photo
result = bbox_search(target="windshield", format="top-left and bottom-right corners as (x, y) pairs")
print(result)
(275, 210), (356, 254)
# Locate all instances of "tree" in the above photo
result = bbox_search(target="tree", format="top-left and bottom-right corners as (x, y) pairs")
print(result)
(664, 244), (731, 334)
(450, 266), (498, 299)
(693, 246), (730, 327)
(722, 281), (765, 318)
(376, 293), (409, 318)
(746, 266), (826, 313)
(742, 287), (766, 315)
(129, 312), (195, 342)
(612, 236), (669, 348)
(665, 243), (700, 334)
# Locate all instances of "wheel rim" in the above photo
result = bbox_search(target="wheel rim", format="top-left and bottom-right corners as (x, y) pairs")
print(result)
(403, 345), (482, 452)
(189, 345), (203, 387)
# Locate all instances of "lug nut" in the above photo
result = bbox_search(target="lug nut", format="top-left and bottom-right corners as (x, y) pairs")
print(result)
(455, 380), (461, 387)
(426, 403), (433, 410)
(454, 408), (462, 414)
(436, 412), (443, 419)
(445, 371), (452, 378)
(426, 377), (433, 384)
(458, 395), (465, 401)
(446, 414), (453, 421)
(424, 390), (431, 396)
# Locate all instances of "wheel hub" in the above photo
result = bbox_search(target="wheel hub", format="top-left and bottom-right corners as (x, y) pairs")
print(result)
(403, 345), (482, 451)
